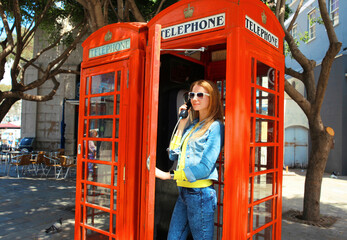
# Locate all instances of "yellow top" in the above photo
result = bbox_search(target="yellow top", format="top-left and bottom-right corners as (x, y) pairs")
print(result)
(171, 123), (213, 188)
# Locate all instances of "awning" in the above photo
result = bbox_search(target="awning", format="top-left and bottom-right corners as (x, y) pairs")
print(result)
(0, 123), (21, 129)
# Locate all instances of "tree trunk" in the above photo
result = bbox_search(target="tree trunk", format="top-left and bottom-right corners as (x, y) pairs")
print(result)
(303, 124), (334, 221)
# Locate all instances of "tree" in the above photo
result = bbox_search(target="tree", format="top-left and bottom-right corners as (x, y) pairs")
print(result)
(271, 0), (342, 221)
(0, 0), (180, 123)
(77, 0), (179, 32)
(0, 0), (88, 122)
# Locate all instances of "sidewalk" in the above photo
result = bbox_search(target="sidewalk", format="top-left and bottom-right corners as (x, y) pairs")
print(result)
(0, 176), (76, 239)
(281, 169), (347, 240)
(0, 168), (346, 239)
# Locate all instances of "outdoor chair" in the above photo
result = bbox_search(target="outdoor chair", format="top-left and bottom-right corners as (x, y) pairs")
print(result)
(35, 151), (45, 174)
(8, 154), (33, 178)
(41, 155), (62, 178)
(57, 155), (76, 179)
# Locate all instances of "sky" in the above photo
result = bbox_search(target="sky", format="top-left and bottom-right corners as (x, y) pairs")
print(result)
(1, 62), (12, 86)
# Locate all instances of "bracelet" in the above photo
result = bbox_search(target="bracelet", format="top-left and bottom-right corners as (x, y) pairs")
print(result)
(170, 170), (174, 180)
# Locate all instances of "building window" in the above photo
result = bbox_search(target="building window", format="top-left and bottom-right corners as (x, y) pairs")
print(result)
(330, 0), (339, 26)
(308, 9), (316, 41)
(291, 24), (298, 40)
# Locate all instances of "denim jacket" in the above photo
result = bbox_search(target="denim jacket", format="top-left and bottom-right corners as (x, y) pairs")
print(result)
(169, 119), (224, 182)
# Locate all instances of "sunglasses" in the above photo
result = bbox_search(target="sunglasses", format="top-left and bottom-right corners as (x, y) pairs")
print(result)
(188, 92), (210, 99)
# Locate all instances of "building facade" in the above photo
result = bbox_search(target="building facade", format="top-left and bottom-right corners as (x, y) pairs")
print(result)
(284, 0), (347, 174)
(21, 29), (84, 155)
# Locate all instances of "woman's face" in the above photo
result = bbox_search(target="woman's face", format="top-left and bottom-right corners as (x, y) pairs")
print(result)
(190, 85), (210, 114)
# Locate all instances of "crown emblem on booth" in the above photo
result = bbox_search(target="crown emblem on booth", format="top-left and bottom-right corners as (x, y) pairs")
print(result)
(104, 30), (112, 41)
(261, 11), (267, 24)
(184, 4), (194, 18)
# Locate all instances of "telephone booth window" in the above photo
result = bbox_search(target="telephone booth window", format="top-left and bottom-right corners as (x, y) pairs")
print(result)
(248, 58), (281, 239)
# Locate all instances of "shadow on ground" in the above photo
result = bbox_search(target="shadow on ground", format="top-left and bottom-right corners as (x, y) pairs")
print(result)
(0, 175), (76, 239)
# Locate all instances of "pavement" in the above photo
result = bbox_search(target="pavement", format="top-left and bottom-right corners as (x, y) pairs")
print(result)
(0, 168), (346, 239)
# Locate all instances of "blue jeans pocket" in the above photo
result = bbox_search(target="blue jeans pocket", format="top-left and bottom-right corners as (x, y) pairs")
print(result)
(186, 187), (201, 195)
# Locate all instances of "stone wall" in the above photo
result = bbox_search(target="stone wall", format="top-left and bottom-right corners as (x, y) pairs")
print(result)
(22, 28), (85, 155)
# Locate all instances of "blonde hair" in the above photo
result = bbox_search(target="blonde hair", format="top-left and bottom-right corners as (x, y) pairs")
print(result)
(189, 80), (224, 138)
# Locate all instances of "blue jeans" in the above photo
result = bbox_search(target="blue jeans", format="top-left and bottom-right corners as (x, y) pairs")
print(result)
(167, 186), (217, 240)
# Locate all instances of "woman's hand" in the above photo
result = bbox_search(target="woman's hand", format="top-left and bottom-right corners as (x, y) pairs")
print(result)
(178, 103), (190, 127)
(155, 167), (171, 180)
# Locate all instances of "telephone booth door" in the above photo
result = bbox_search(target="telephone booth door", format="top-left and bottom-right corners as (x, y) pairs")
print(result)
(76, 61), (127, 239)
(75, 23), (147, 240)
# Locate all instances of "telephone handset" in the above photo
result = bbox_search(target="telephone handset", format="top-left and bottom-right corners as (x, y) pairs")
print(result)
(178, 99), (192, 119)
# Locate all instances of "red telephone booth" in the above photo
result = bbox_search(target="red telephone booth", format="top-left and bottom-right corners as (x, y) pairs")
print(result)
(75, 0), (285, 239)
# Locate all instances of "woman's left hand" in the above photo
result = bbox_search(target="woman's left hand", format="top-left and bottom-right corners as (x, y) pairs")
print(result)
(155, 167), (171, 180)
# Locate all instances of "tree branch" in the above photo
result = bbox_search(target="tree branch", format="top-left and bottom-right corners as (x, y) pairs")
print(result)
(0, 1), (14, 46)
(127, 0), (145, 22)
(284, 79), (311, 116)
(11, 0), (23, 88)
(22, 0), (54, 45)
(287, 0), (304, 32)
(285, 67), (304, 81)
(155, 0), (167, 16)
(313, 0), (342, 116)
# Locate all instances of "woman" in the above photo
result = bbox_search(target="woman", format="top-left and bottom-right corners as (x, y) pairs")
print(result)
(156, 80), (224, 240)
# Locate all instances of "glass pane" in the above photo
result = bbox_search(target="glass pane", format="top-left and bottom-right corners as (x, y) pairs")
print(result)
(253, 199), (273, 230)
(86, 229), (108, 240)
(255, 118), (274, 142)
(115, 119), (119, 138)
(255, 147), (274, 172)
(116, 95), (120, 115)
(86, 206), (110, 232)
(117, 71), (121, 91)
(83, 141), (87, 159)
(250, 117), (254, 142)
(253, 173), (274, 201)
(256, 61), (275, 90)
(252, 225), (273, 240)
(88, 141), (112, 162)
(249, 177), (252, 203)
(249, 148), (253, 173)
(248, 207), (251, 233)
(90, 96), (114, 116)
(82, 158), (86, 180)
(256, 90), (275, 116)
(251, 58), (255, 83)
(91, 72), (115, 94)
(84, 99), (88, 116)
(251, 88), (255, 113)
(114, 142), (119, 163)
(80, 206), (84, 223)
(84, 120), (87, 137)
(113, 214), (117, 234)
(113, 190), (117, 210)
(89, 119), (113, 138)
(86, 77), (89, 95)
(81, 183), (85, 202)
(114, 166), (118, 186)
(86, 163), (112, 185)
(86, 185), (111, 209)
